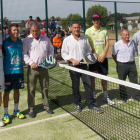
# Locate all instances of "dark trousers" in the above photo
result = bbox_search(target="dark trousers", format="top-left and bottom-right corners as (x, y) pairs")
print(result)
(27, 66), (50, 110)
(117, 61), (138, 99)
(69, 63), (94, 108)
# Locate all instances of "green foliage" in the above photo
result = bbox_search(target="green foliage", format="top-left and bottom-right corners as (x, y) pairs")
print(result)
(86, 4), (108, 27)
(59, 18), (67, 29)
(132, 23), (137, 28)
(66, 13), (83, 26)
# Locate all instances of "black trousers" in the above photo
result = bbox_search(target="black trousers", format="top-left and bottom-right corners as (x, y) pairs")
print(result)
(69, 63), (95, 108)
(117, 61), (138, 99)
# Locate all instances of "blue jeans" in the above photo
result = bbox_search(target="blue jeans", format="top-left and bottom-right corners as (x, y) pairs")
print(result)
(69, 63), (95, 108)
(54, 46), (61, 54)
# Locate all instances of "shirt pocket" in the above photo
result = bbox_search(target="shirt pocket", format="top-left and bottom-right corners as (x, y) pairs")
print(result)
(41, 44), (47, 52)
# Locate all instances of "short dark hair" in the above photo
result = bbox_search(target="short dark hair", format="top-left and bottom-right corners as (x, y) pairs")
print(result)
(29, 16), (32, 18)
(71, 21), (80, 27)
(9, 23), (18, 32)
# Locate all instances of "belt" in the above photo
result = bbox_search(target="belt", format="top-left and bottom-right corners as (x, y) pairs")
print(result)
(118, 61), (134, 64)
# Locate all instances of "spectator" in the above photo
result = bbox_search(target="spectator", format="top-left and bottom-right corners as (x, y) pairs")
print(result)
(3, 23), (8, 30)
(53, 33), (62, 55)
(27, 16), (34, 27)
(41, 27), (51, 36)
(49, 16), (56, 32)
(35, 17), (43, 29)
(55, 18), (60, 28)
(4, 28), (10, 40)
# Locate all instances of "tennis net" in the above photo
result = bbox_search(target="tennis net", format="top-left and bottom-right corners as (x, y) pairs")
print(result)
(24, 63), (140, 140)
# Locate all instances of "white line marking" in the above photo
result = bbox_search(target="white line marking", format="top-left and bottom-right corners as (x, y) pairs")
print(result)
(0, 113), (70, 132)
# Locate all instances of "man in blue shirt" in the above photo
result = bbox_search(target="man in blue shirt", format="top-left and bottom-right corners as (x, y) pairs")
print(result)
(4, 29), (10, 40)
(2, 23), (25, 124)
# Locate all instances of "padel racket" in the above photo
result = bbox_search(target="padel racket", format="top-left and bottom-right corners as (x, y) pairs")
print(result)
(38, 56), (57, 69)
(80, 53), (97, 64)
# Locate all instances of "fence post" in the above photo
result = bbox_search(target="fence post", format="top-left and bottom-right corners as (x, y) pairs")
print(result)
(0, 0), (3, 37)
(45, 0), (49, 37)
(114, 2), (118, 41)
(82, 0), (86, 34)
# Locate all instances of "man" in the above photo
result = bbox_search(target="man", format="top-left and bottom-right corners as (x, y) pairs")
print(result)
(61, 21), (102, 114)
(49, 16), (56, 32)
(133, 29), (140, 70)
(27, 16), (34, 27)
(53, 33), (61, 55)
(3, 23), (8, 30)
(4, 28), (10, 40)
(23, 21), (54, 118)
(85, 14), (115, 105)
(2, 24), (25, 124)
(112, 29), (138, 101)
(0, 34), (5, 127)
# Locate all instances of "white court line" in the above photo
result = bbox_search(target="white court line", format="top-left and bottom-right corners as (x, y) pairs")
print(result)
(0, 113), (70, 132)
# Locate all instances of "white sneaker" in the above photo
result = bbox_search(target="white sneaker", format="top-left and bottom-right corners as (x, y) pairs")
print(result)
(0, 117), (5, 127)
(103, 97), (116, 105)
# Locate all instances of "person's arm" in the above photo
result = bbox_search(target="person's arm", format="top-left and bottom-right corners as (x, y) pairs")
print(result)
(112, 44), (117, 63)
(61, 38), (80, 65)
(133, 34), (138, 56)
(22, 39), (35, 66)
(47, 38), (54, 56)
(99, 39), (109, 63)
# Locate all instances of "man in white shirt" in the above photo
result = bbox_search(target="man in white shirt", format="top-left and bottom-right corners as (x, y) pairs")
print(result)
(23, 21), (54, 118)
(112, 29), (138, 101)
(0, 34), (5, 126)
(61, 22), (102, 113)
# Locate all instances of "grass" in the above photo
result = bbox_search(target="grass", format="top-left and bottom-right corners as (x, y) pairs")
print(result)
(0, 58), (140, 140)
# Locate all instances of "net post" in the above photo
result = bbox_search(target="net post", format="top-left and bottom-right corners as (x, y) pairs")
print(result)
(82, 0), (86, 34)
(45, 0), (49, 37)
(114, 2), (118, 41)
(0, 0), (3, 37)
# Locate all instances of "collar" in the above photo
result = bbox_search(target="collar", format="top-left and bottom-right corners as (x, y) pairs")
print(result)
(71, 34), (81, 40)
(120, 39), (132, 45)
(92, 26), (102, 31)
(28, 34), (43, 40)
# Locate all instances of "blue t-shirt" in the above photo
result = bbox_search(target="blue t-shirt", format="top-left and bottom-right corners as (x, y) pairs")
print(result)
(4, 33), (10, 39)
(3, 37), (23, 74)
(49, 20), (55, 26)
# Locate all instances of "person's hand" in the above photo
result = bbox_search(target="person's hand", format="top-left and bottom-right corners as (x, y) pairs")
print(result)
(31, 62), (38, 69)
(98, 55), (106, 63)
(72, 59), (80, 66)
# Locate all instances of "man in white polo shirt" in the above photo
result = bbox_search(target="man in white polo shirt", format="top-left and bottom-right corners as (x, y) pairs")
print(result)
(0, 34), (5, 126)
(112, 29), (138, 101)
(62, 21), (102, 114)
(23, 21), (54, 118)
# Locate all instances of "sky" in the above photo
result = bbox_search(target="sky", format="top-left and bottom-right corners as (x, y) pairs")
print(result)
(1, 0), (140, 21)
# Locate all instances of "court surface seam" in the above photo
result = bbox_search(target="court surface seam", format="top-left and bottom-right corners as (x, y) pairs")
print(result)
(0, 113), (70, 132)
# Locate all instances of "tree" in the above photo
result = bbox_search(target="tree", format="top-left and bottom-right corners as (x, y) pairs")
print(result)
(86, 4), (108, 27)
(66, 13), (83, 26)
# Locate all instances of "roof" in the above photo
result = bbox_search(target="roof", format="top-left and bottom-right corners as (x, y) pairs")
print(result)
(124, 16), (140, 20)
(70, 0), (140, 3)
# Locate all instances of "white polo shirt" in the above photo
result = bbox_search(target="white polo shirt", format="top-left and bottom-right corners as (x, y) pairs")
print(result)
(0, 34), (3, 70)
(61, 34), (92, 62)
(112, 40), (135, 63)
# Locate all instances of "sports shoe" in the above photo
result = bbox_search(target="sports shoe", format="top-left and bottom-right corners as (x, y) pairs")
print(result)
(89, 105), (103, 114)
(103, 97), (116, 105)
(45, 108), (54, 114)
(13, 110), (25, 119)
(0, 117), (4, 127)
(76, 104), (82, 113)
(3, 113), (11, 124)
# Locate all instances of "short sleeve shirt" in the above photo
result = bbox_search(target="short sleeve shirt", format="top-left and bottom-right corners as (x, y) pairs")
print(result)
(85, 26), (109, 56)
(3, 38), (23, 74)
(112, 40), (135, 63)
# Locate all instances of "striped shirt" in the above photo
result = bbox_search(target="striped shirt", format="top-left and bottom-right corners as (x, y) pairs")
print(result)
(112, 40), (135, 63)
